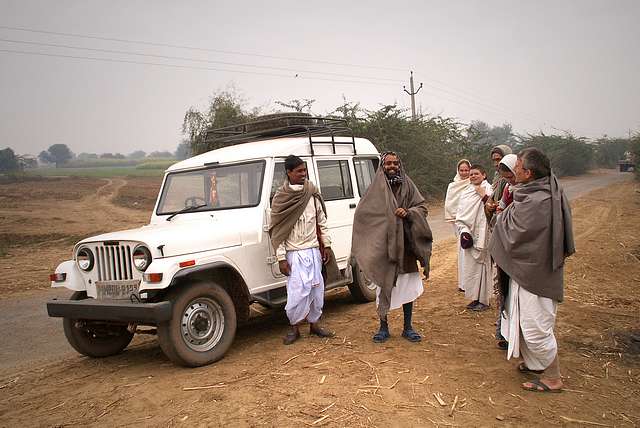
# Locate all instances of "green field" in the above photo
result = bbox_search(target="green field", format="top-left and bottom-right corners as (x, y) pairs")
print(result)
(26, 166), (166, 177)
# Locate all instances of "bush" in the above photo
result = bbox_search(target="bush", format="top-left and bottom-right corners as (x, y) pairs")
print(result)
(136, 160), (177, 170)
(521, 134), (594, 176)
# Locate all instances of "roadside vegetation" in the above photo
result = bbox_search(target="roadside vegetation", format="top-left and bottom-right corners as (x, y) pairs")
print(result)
(182, 90), (636, 198)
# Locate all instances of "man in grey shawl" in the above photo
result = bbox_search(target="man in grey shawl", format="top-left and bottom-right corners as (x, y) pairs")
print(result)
(352, 151), (433, 343)
(489, 147), (575, 393)
(269, 155), (334, 345)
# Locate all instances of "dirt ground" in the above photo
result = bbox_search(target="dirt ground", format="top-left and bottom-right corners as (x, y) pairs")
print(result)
(0, 176), (639, 427)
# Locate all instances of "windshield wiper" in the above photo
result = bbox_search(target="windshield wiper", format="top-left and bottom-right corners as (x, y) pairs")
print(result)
(166, 204), (207, 221)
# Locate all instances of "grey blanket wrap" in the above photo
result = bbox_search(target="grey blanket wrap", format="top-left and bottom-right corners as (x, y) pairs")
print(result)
(489, 174), (575, 302)
(268, 180), (326, 252)
(352, 166), (433, 317)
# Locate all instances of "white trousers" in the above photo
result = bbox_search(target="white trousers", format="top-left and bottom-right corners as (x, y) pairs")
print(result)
(285, 247), (324, 325)
(504, 279), (558, 371)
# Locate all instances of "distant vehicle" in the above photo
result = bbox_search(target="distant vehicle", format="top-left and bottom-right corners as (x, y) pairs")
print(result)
(46, 115), (379, 367)
(618, 151), (635, 172)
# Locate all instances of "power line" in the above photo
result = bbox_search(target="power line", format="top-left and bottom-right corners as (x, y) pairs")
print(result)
(0, 25), (559, 131)
(0, 37), (404, 84)
(0, 48), (399, 87)
(0, 24), (407, 72)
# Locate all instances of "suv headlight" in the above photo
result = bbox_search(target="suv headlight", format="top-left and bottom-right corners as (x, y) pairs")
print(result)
(76, 247), (94, 271)
(132, 245), (152, 272)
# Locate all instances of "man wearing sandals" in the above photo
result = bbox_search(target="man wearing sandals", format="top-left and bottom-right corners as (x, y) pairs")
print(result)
(489, 148), (575, 393)
(269, 155), (335, 345)
(352, 152), (433, 343)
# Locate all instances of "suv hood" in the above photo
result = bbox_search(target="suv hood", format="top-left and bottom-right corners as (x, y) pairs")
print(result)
(78, 217), (242, 258)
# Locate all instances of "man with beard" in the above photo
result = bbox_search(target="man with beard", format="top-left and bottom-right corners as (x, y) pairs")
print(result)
(352, 151), (433, 343)
(489, 148), (575, 393)
(269, 155), (335, 345)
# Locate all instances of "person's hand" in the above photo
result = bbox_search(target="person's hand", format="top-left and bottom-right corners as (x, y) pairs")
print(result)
(278, 260), (290, 276)
(475, 185), (486, 198)
(496, 206), (503, 213)
(394, 207), (408, 218)
(460, 232), (474, 249)
(321, 247), (330, 264)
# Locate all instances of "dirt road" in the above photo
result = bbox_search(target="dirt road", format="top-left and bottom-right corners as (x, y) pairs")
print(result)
(0, 170), (638, 427)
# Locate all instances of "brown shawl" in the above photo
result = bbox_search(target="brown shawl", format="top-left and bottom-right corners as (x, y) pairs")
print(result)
(269, 179), (326, 252)
(489, 173), (575, 302)
(352, 166), (433, 317)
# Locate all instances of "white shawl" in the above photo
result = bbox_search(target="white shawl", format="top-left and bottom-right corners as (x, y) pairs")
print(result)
(455, 180), (493, 260)
(444, 178), (470, 222)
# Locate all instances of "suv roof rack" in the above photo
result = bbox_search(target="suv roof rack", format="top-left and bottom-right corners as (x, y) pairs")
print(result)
(204, 114), (356, 155)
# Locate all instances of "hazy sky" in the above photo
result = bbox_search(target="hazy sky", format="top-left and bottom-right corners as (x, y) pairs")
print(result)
(1, 0), (639, 156)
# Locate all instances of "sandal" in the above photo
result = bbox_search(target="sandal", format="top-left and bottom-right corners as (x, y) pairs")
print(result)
(283, 329), (300, 345)
(496, 340), (508, 350)
(402, 329), (422, 342)
(518, 362), (544, 374)
(521, 378), (562, 393)
(372, 329), (390, 343)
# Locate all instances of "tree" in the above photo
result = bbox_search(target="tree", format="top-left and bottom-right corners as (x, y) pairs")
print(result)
(100, 153), (115, 159)
(0, 147), (20, 172)
(77, 152), (98, 160)
(182, 88), (259, 155)
(275, 98), (316, 113)
(148, 151), (173, 158)
(175, 140), (191, 160)
(128, 150), (146, 159)
(114, 153), (126, 159)
(39, 144), (73, 167)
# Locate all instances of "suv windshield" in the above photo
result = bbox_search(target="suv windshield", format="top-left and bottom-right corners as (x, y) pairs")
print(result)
(157, 160), (266, 215)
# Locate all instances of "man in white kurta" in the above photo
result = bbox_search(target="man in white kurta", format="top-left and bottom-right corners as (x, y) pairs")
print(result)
(269, 155), (334, 345)
(489, 148), (575, 393)
(455, 165), (493, 311)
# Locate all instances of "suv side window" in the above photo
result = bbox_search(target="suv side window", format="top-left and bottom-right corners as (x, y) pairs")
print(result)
(354, 157), (379, 196)
(316, 160), (354, 200)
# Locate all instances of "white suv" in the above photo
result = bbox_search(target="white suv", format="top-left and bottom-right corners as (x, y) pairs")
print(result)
(47, 116), (379, 367)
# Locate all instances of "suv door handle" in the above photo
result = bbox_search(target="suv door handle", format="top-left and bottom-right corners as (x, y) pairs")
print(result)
(349, 203), (357, 209)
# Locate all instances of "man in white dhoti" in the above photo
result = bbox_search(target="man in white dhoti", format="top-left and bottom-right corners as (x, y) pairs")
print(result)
(489, 148), (575, 393)
(269, 155), (335, 345)
(455, 165), (494, 311)
(352, 152), (433, 343)
(444, 159), (471, 293)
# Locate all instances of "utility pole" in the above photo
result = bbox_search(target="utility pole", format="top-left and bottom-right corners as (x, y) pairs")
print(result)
(403, 71), (423, 121)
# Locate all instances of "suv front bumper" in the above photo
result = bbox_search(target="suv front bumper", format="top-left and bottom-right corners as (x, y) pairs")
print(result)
(47, 299), (172, 324)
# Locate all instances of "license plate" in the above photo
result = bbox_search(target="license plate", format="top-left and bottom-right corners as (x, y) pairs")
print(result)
(95, 280), (140, 300)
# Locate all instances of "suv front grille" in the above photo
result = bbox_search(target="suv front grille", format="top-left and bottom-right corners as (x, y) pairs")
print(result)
(94, 244), (134, 281)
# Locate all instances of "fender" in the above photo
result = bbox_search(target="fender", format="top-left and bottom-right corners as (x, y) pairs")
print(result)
(51, 260), (86, 292)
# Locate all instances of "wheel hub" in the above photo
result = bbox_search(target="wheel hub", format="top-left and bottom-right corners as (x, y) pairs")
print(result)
(181, 298), (225, 352)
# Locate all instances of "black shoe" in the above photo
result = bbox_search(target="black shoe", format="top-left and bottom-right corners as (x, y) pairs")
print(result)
(310, 324), (334, 338)
(283, 328), (300, 345)
(466, 300), (479, 309)
(472, 303), (490, 312)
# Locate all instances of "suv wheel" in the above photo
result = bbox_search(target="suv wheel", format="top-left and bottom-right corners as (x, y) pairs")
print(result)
(63, 291), (134, 358)
(158, 281), (237, 367)
(348, 263), (377, 303)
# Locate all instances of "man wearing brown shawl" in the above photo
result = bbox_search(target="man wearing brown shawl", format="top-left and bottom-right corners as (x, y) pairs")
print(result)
(352, 152), (433, 343)
(489, 148), (575, 393)
(269, 155), (334, 345)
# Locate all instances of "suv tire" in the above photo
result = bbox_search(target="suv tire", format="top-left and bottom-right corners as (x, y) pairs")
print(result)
(158, 281), (237, 367)
(63, 291), (134, 358)
(348, 263), (376, 303)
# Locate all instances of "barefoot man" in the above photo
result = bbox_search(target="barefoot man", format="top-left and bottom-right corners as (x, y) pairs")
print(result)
(489, 148), (575, 393)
